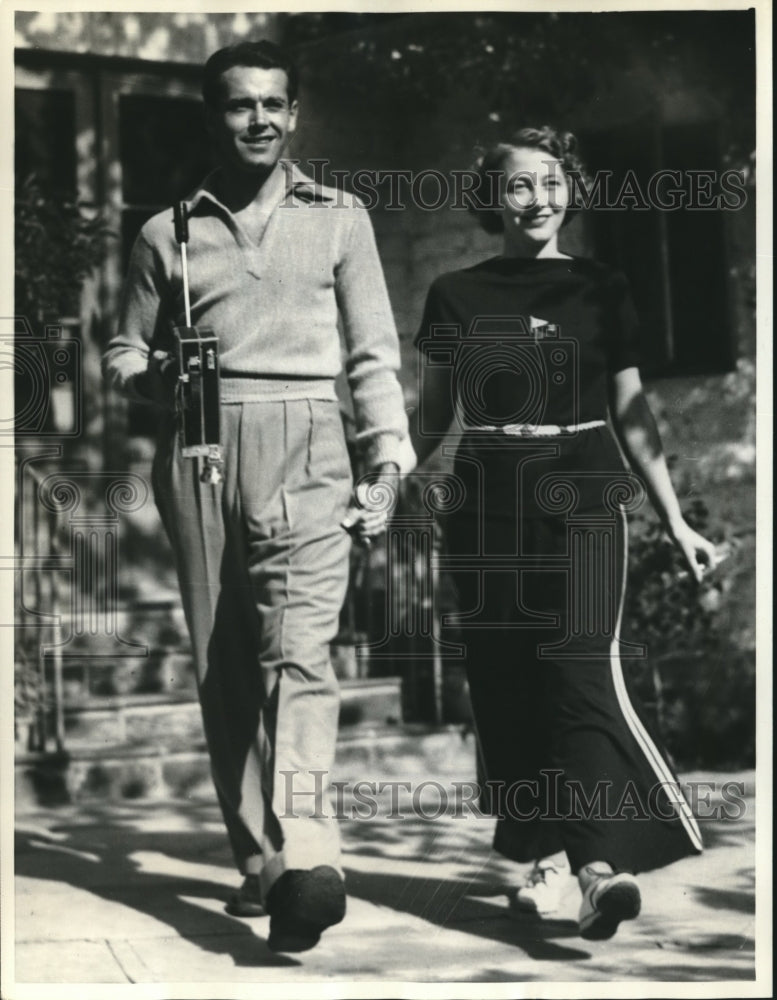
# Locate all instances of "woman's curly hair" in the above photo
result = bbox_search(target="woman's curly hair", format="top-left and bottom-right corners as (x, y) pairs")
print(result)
(470, 125), (588, 234)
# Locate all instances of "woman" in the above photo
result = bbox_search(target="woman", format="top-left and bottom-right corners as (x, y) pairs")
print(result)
(411, 127), (717, 940)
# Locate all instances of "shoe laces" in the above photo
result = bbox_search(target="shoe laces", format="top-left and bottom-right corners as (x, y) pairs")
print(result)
(526, 858), (562, 887)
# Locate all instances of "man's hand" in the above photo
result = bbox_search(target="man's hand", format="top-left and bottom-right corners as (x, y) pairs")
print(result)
(134, 350), (177, 410)
(341, 462), (400, 547)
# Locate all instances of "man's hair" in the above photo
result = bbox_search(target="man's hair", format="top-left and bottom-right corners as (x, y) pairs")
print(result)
(202, 40), (299, 107)
(470, 125), (587, 234)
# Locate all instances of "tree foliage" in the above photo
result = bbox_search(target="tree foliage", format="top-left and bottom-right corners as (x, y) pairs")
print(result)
(15, 174), (112, 324)
(289, 11), (755, 169)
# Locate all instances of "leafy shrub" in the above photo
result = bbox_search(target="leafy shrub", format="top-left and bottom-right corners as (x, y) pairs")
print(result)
(15, 173), (111, 323)
(623, 498), (754, 769)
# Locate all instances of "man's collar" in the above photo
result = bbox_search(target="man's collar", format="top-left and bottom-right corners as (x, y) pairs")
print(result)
(282, 161), (337, 203)
(185, 161), (336, 214)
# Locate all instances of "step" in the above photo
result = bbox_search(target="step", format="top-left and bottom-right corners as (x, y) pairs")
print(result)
(47, 596), (184, 701)
(51, 597), (188, 660)
(50, 676), (403, 751)
(53, 641), (374, 701)
(59, 649), (196, 701)
(15, 724), (477, 809)
(57, 692), (204, 750)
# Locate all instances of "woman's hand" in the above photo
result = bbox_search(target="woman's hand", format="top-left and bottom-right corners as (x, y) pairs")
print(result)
(608, 369), (727, 584)
(667, 519), (721, 583)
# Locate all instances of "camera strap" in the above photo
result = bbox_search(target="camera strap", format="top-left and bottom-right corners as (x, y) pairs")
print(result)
(173, 201), (223, 485)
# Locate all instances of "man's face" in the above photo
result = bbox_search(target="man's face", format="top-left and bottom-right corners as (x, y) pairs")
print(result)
(207, 65), (298, 174)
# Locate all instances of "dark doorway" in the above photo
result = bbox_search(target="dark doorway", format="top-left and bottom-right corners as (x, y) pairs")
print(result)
(580, 117), (734, 377)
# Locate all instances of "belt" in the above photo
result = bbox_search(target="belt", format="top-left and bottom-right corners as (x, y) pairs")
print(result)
(219, 376), (338, 404)
(466, 419), (606, 437)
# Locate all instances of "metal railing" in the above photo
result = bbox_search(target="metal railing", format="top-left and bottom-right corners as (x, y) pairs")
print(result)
(339, 519), (452, 726)
(14, 462), (461, 753)
(15, 459), (67, 753)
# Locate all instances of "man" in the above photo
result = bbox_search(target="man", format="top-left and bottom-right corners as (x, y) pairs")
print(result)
(103, 39), (413, 953)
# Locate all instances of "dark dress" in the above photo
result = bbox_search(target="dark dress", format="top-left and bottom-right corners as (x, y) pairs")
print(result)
(415, 255), (703, 875)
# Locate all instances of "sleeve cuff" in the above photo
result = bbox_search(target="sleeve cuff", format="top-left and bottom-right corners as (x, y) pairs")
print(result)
(365, 432), (417, 475)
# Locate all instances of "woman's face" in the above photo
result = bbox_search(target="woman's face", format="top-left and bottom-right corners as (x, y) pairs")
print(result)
(499, 146), (570, 251)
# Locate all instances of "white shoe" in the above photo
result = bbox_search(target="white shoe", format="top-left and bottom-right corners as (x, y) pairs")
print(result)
(514, 856), (571, 915)
(578, 872), (641, 940)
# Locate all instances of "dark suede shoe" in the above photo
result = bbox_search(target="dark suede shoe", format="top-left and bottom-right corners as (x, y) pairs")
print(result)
(225, 875), (265, 918)
(265, 865), (346, 952)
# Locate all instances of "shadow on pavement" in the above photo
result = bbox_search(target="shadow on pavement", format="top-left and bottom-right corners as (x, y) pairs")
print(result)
(15, 803), (298, 970)
(343, 867), (591, 962)
(15, 789), (756, 979)
(689, 884), (755, 916)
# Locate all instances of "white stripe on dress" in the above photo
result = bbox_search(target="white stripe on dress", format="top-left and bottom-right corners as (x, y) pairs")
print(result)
(609, 510), (704, 852)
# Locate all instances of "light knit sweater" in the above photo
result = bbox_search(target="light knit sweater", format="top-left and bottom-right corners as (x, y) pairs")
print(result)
(102, 161), (413, 471)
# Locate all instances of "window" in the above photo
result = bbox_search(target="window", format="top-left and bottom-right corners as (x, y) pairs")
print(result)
(15, 87), (77, 196)
(112, 90), (212, 439)
(118, 93), (213, 267)
(660, 122), (734, 374)
(580, 117), (734, 376)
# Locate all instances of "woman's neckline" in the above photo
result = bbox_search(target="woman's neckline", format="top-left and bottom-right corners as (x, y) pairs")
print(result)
(494, 253), (579, 263)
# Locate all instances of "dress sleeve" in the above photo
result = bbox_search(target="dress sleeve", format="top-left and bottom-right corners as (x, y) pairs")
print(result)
(413, 278), (459, 356)
(604, 270), (642, 374)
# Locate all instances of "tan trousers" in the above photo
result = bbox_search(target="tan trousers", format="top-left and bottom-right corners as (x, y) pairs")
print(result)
(152, 399), (353, 898)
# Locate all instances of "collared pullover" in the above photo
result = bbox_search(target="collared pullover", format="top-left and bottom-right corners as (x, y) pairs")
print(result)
(102, 162), (412, 470)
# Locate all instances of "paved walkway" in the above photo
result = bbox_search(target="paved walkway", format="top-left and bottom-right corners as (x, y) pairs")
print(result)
(12, 769), (757, 991)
